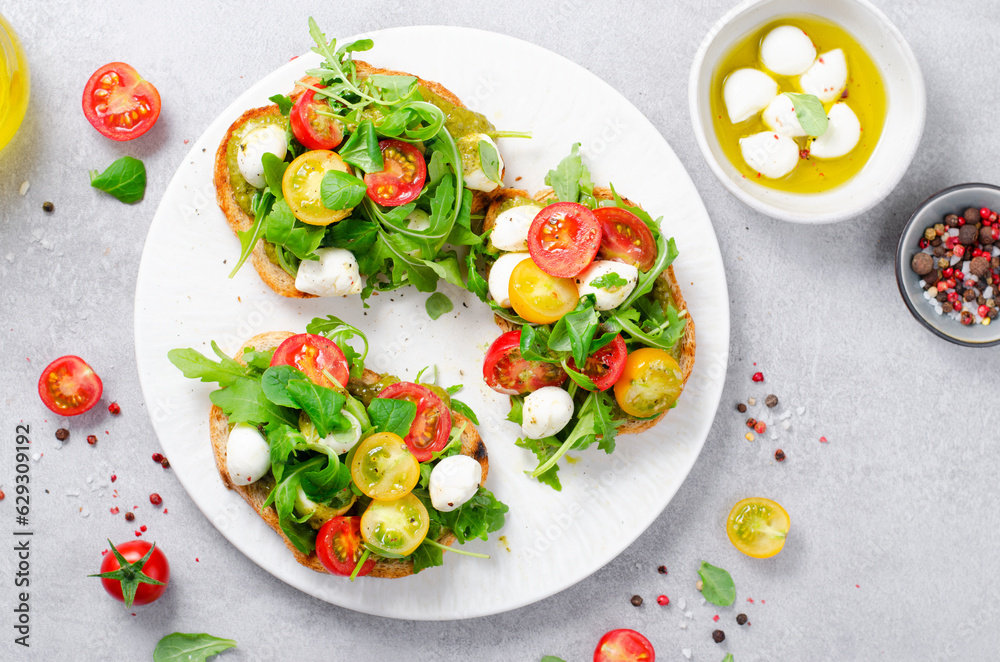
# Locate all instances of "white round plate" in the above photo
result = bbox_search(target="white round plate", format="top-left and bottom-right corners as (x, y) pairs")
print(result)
(134, 25), (729, 620)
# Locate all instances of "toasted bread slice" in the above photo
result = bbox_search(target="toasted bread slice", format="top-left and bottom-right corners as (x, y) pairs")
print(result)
(482, 188), (696, 434)
(214, 62), (494, 299)
(208, 331), (490, 578)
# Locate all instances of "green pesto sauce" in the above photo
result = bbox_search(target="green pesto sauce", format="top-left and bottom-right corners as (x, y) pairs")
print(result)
(349, 375), (401, 407)
(418, 85), (495, 140)
(225, 114), (288, 216)
(497, 195), (536, 215)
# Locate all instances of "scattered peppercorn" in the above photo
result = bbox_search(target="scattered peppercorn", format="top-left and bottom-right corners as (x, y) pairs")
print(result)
(745, 417), (757, 429)
(752, 372), (764, 382)
(630, 595), (644, 607)
(86, 434), (97, 445)
(657, 595), (670, 606)
(737, 403), (747, 413)
(0, 490), (5, 501)
(754, 421), (767, 434)
(125, 512), (135, 522)
(149, 493), (163, 506)
(712, 630), (726, 643)
(42, 201), (54, 212)
(657, 565), (668, 575)
(152, 453), (164, 463)
(160, 458), (170, 469)
(696, 580), (704, 592)
(736, 613), (748, 625)
(108, 402), (121, 415)
(775, 449), (786, 462)
(55, 428), (69, 441)
(765, 394), (778, 408)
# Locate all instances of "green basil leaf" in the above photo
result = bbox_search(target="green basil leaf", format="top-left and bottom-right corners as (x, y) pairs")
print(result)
(425, 292), (453, 320)
(368, 398), (417, 438)
(519, 325), (556, 363)
(423, 254), (464, 288)
(588, 272), (629, 289)
(785, 92), (828, 137)
(338, 119), (383, 173)
(698, 561), (736, 606)
(89, 156), (146, 204)
(285, 379), (349, 438)
(320, 170), (367, 210)
(549, 296), (599, 366)
(264, 199), (325, 260)
(153, 632), (237, 662)
(541, 657), (568, 662)
(260, 365), (307, 408)
(722, 655), (735, 662)
(435, 487), (508, 543)
(269, 93), (293, 115)
(478, 139), (502, 185)
(261, 151), (288, 199)
(300, 456), (351, 501)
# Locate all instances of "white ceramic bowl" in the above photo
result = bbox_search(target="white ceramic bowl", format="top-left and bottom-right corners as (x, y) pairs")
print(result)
(689, 0), (926, 223)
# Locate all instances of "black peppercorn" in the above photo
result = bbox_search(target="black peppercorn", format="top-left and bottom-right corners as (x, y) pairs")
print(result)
(712, 629), (726, 643)
(775, 449), (786, 462)
(42, 201), (54, 212)
(630, 595), (643, 607)
(657, 565), (668, 575)
(736, 613), (748, 625)
(765, 394), (778, 408)
(55, 428), (69, 441)
(737, 403), (747, 413)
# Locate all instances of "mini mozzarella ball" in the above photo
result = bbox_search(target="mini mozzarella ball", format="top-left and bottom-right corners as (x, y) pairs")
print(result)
(574, 260), (639, 311)
(227, 423), (271, 485)
(522, 386), (575, 440)
(237, 125), (287, 189)
(491, 204), (543, 252)
(315, 412), (362, 455)
(294, 247), (363, 297)
(762, 94), (806, 138)
(488, 252), (530, 308)
(800, 49), (848, 103)
(809, 103), (861, 159)
(760, 26), (816, 76)
(739, 131), (800, 179)
(430, 455), (482, 512)
(723, 68), (779, 124)
(459, 133), (503, 193)
(406, 208), (431, 232)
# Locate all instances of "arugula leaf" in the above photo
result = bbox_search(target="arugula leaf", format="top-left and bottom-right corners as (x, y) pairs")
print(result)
(544, 144), (594, 207)
(368, 74), (417, 101)
(209, 378), (298, 430)
(378, 101), (445, 142)
(549, 295), (600, 366)
(619, 236), (678, 310)
(591, 390), (618, 454)
(589, 272), (629, 289)
(423, 253), (465, 288)
(240, 347), (275, 372)
(167, 343), (249, 388)
(266, 424), (307, 480)
(507, 396), (524, 425)
(266, 457), (321, 554)
(785, 92), (829, 136)
(698, 561), (736, 606)
(722, 655), (735, 662)
(269, 93), (293, 115)
(89, 156), (146, 204)
(263, 199), (325, 260)
(426, 292), (453, 320)
(300, 455), (351, 502)
(338, 119), (383, 173)
(436, 487), (508, 543)
(541, 657), (567, 662)
(321, 170), (367, 210)
(261, 152), (288, 200)
(153, 633), (237, 662)
(515, 436), (562, 490)
(410, 518), (445, 573)
(478, 139), (502, 185)
(285, 379), (349, 438)
(368, 398), (417, 437)
(260, 365), (306, 408)
(229, 190), (273, 278)
(450, 399), (479, 425)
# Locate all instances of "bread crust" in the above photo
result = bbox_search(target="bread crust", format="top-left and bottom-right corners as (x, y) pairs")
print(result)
(213, 62), (492, 298)
(209, 331), (490, 578)
(481, 188), (696, 434)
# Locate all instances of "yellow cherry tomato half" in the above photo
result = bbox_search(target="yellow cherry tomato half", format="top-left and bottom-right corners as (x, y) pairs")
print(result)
(349, 432), (419, 500)
(282, 149), (353, 225)
(726, 497), (790, 559)
(508, 258), (579, 324)
(360, 493), (429, 557)
(613, 347), (684, 418)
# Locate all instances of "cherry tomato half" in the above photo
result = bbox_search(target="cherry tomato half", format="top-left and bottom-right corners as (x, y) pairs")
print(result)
(568, 333), (627, 392)
(527, 202), (602, 278)
(594, 629), (655, 662)
(595, 207), (657, 272)
(614, 348), (684, 418)
(316, 516), (376, 577)
(364, 139), (427, 207)
(483, 330), (568, 395)
(350, 432), (420, 500)
(377, 382), (452, 462)
(361, 493), (429, 557)
(38, 355), (103, 416)
(99, 540), (170, 606)
(82, 63), (161, 141)
(509, 258), (580, 324)
(727, 497), (790, 559)
(290, 86), (344, 150)
(270, 333), (349, 389)
(282, 150), (354, 225)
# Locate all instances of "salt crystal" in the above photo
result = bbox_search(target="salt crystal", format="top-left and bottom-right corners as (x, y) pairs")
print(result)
(700, 597), (706, 605)
(677, 597), (686, 610)
(682, 649), (692, 659)
(949, 228), (960, 237)
(796, 406), (805, 415)
(80, 507), (90, 518)
(748, 397), (756, 406)
(779, 410), (791, 420)
(55, 440), (63, 450)
(19, 181), (29, 195)
(32, 453), (40, 462)
(4, 253), (12, 263)
(685, 610), (693, 619)
(781, 420), (791, 430)
(86, 476), (94, 483)
(950, 255), (961, 266)
(65, 490), (80, 497)
(678, 622), (687, 629)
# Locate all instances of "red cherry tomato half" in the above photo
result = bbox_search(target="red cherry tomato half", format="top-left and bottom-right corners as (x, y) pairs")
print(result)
(527, 202), (602, 278)
(316, 516), (376, 577)
(270, 333), (349, 389)
(483, 330), (568, 396)
(38, 355), (103, 416)
(594, 629), (655, 662)
(99, 541), (170, 606)
(594, 207), (658, 272)
(568, 333), (627, 392)
(82, 62), (161, 141)
(363, 139), (427, 207)
(290, 86), (344, 150)
(376, 382), (451, 462)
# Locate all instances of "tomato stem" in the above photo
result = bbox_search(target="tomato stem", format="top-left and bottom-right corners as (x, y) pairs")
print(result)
(424, 538), (490, 559)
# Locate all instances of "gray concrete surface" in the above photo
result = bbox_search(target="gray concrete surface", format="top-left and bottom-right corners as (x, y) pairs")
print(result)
(1, 1), (998, 660)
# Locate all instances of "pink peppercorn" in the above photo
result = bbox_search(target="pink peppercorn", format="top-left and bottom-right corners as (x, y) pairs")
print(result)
(752, 372), (764, 382)
(657, 595), (670, 606)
